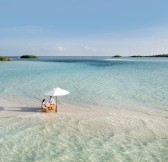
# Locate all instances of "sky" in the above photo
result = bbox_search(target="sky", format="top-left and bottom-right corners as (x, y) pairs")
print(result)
(1, 0), (168, 56)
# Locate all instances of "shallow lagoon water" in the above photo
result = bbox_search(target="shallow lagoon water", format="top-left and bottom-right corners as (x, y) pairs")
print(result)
(0, 57), (168, 162)
(1, 56), (168, 110)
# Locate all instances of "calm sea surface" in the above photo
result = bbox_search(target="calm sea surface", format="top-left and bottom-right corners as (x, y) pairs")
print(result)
(1, 56), (168, 111)
(0, 56), (168, 162)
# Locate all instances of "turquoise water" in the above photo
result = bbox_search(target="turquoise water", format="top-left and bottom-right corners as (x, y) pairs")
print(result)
(0, 57), (168, 162)
(0, 56), (168, 110)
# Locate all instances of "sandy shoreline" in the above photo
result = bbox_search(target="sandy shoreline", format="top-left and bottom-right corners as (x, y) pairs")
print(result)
(1, 96), (168, 162)
(1, 96), (168, 138)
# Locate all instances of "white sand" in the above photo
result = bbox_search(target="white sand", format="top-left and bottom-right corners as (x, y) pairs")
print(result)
(0, 96), (168, 140)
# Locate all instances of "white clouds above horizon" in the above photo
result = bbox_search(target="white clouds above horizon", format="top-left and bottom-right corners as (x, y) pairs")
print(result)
(1, 25), (168, 56)
(1, 38), (168, 56)
(84, 45), (96, 53)
(55, 45), (66, 52)
(1, 0), (168, 56)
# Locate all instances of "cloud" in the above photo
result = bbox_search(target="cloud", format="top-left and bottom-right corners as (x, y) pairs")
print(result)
(54, 45), (66, 52)
(84, 45), (96, 52)
(57, 46), (65, 51)
(1, 25), (168, 56)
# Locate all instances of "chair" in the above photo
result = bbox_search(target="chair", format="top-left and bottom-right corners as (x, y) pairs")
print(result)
(40, 105), (49, 113)
(40, 104), (57, 113)
(48, 104), (57, 112)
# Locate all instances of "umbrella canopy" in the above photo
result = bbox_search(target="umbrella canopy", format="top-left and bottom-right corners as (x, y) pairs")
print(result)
(45, 87), (70, 96)
(45, 87), (70, 112)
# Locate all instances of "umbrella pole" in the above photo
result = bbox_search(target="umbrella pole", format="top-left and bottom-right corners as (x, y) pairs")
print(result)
(56, 96), (58, 112)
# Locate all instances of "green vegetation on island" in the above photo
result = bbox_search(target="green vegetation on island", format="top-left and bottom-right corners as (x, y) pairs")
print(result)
(112, 55), (122, 58)
(0, 56), (11, 61)
(20, 55), (38, 58)
(131, 55), (143, 57)
(131, 54), (168, 57)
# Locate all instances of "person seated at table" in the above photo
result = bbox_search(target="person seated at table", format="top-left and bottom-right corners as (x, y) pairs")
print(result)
(49, 96), (56, 105)
(41, 99), (49, 112)
(48, 96), (57, 112)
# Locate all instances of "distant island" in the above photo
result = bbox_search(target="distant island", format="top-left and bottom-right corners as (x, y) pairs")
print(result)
(112, 55), (122, 58)
(20, 55), (38, 58)
(0, 56), (11, 61)
(131, 54), (168, 57)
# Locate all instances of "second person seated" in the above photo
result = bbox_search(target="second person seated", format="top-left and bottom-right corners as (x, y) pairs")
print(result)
(49, 96), (56, 105)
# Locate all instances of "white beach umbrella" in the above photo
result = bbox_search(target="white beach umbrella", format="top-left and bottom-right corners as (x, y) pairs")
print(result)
(45, 87), (70, 110)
